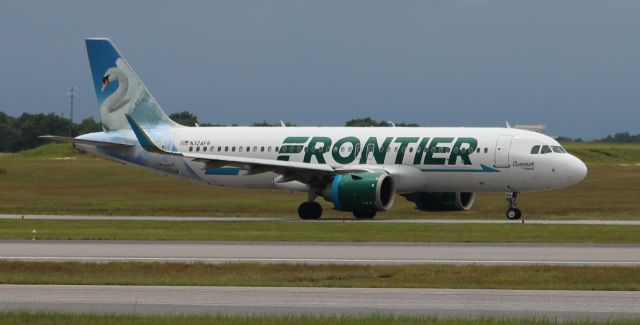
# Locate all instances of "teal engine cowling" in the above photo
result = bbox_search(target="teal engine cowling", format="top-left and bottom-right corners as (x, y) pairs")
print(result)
(404, 192), (475, 211)
(322, 172), (395, 212)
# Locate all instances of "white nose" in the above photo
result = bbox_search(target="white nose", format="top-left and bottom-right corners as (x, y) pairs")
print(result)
(567, 155), (588, 184)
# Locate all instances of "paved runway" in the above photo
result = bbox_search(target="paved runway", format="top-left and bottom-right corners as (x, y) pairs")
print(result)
(1, 240), (639, 265)
(2, 214), (640, 225)
(1, 285), (639, 319)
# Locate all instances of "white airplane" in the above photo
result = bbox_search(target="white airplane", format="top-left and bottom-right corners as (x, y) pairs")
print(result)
(43, 38), (587, 220)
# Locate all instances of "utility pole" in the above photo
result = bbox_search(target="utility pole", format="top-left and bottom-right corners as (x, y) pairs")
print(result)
(68, 86), (75, 137)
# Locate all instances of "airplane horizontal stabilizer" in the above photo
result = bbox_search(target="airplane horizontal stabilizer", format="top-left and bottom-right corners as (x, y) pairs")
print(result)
(39, 135), (134, 148)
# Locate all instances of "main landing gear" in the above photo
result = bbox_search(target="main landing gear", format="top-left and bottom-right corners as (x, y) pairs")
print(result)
(298, 201), (322, 219)
(505, 191), (522, 220)
(298, 191), (322, 220)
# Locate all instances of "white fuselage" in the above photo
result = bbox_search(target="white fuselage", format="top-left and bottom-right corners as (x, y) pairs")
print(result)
(78, 125), (587, 194)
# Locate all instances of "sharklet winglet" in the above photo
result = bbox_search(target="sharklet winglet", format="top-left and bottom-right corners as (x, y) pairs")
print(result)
(126, 115), (179, 155)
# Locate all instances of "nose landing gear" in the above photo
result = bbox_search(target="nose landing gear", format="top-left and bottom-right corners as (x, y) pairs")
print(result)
(505, 191), (522, 220)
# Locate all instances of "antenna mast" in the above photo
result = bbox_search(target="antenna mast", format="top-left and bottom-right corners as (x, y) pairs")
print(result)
(68, 86), (75, 137)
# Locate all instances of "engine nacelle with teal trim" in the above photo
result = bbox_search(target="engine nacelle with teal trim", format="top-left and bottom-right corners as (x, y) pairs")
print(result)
(322, 172), (395, 212)
(404, 192), (475, 211)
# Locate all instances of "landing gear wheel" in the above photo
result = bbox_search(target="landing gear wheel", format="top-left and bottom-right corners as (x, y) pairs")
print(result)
(353, 210), (376, 219)
(506, 208), (522, 220)
(504, 191), (522, 220)
(298, 202), (322, 220)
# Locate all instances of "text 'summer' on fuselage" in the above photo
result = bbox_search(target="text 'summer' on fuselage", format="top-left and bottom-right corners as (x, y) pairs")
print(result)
(42, 38), (587, 220)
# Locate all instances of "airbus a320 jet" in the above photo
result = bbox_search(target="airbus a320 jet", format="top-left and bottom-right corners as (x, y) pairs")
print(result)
(43, 38), (588, 220)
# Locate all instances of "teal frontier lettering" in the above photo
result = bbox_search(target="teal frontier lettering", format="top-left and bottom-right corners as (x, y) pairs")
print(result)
(278, 136), (478, 165)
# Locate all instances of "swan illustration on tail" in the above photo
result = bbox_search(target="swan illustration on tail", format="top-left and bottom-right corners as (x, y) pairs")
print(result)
(86, 38), (177, 131)
(98, 59), (145, 130)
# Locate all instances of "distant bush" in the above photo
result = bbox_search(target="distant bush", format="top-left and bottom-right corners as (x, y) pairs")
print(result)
(597, 132), (640, 143)
(345, 117), (419, 127)
(0, 168), (6, 175)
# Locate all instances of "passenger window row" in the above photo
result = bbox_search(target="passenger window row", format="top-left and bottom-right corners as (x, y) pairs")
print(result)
(187, 143), (494, 156)
(189, 146), (279, 153)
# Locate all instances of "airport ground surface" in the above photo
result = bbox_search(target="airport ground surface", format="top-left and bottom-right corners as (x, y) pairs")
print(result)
(2, 285), (640, 320)
(2, 240), (639, 266)
(2, 144), (640, 322)
(4, 214), (640, 225)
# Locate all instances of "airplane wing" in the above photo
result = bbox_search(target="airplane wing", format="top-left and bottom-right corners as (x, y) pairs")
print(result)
(39, 135), (134, 148)
(125, 115), (338, 187)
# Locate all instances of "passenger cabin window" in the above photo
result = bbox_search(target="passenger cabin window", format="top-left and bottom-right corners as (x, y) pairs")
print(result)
(540, 145), (552, 154)
(531, 145), (540, 154)
(203, 147), (207, 152)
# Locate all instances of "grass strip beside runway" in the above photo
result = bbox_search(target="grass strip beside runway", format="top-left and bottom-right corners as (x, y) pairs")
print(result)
(1, 219), (639, 243)
(1, 262), (639, 290)
(1, 311), (638, 325)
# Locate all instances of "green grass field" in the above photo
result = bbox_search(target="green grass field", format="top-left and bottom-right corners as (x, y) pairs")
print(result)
(2, 261), (639, 291)
(563, 142), (640, 165)
(0, 143), (639, 219)
(2, 219), (640, 243)
(3, 311), (638, 325)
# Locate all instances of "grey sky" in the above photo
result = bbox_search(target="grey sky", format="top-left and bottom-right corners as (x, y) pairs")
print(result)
(1, 0), (638, 139)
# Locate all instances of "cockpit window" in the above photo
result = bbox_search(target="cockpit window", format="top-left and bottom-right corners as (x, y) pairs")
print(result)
(530, 145), (540, 154)
(540, 145), (552, 154)
(552, 146), (566, 153)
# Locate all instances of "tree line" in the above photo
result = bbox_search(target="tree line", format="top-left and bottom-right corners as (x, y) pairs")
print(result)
(1, 110), (638, 152)
(0, 112), (101, 152)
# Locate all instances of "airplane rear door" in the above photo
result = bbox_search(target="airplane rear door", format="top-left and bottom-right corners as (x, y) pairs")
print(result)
(494, 135), (513, 168)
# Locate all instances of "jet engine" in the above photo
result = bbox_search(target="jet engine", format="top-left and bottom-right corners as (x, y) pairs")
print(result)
(322, 172), (395, 218)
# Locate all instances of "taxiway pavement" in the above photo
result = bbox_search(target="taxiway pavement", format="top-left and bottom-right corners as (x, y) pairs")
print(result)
(1, 240), (639, 265)
(2, 214), (639, 225)
(1, 285), (638, 319)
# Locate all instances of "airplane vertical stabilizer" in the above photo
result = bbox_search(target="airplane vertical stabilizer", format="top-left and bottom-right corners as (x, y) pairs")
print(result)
(85, 38), (178, 131)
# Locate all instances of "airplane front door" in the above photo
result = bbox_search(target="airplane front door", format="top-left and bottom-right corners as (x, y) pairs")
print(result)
(494, 135), (513, 168)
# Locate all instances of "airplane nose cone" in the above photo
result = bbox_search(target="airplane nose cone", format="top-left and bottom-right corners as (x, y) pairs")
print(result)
(567, 155), (588, 184)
